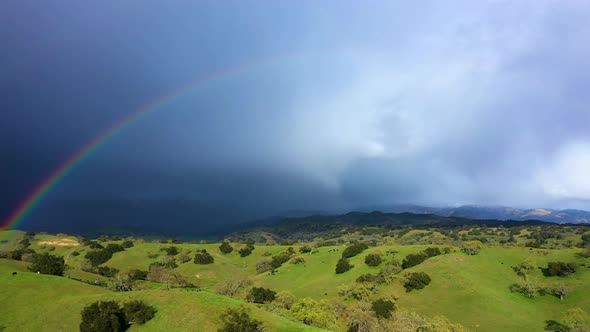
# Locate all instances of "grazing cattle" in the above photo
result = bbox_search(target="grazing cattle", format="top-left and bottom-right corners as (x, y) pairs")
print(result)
(12, 272), (17, 275)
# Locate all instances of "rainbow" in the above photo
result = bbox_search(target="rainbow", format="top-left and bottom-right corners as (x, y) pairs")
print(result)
(1, 56), (283, 233)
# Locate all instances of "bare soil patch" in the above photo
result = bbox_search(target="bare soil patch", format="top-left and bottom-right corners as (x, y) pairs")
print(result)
(38, 238), (80, 247)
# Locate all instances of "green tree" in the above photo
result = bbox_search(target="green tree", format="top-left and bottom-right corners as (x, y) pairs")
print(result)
(79, 301), (127, 332)
(372, 298), (396, 319)
(122, 301), (156, 324)
(193, 249), (214, 264)
(218, 308), (262, 332)
(336, 258), (353, 274)
(219, 241), (234, 254)
(247, 287), (277, 304)
(403, 272), (431, 292)
(401, 253), (427, 269)
(29, 253), (65, 276)
(364, 253), (382, 267)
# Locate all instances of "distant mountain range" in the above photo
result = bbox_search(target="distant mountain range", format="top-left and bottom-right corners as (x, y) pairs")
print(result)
(357, 204), (590, 224)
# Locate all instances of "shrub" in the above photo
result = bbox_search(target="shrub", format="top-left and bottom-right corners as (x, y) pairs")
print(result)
(10, 249), (24, 261)
(461, 241), (482, 255)
(160, 246), (179, 256)
(147, 265), (190, 289)
(299, 245), (312, 253)
(128, 269), (148, 281)
(105, 244), (125, 254)
(29, 253), (65, 276)
(79, 301), (127, 332)
(238, 246), (253, 257)
(19, 238), (31, 248)
(178, 251), (191, 263)
(219, 241), (234, 254)
(216, 277), (252, 297)
(544, 320), (571, 332)
(422, 247), (442, 258)
(356, 274), (379, 283)
(150, 256), (178, 269)
(342, 243), (369, 258)
(401, 253), (427, 269)
(290, 298), (334, 328)
(364, 253), (382, 267)
(271, 253), (291, 269)
(193, 249), (214, 264)
(372, 298), (396, 319)
(218, 308), (262, 332)
(403, 272), (431, 292)
(247, 287), (277, 304)
(542, 262), (577, 277)
(122, 301), (156, 324)
(291, 257), (306, 264)
(87, 241), (104, 249)
(336, 258), (353, 274)
(509, 281), (539, 298)
(72, 251), (80, 257)
(256, 259), (273, 274)
(121, 240), (134, 248)
(96, 266), (119, 278)
(275, 291), (298, 309)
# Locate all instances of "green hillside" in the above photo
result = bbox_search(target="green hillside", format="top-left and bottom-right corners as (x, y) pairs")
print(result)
(1, 222), (590, 331)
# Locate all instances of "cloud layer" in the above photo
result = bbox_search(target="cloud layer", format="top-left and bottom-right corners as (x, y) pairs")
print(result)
(2, 0), (590, 228)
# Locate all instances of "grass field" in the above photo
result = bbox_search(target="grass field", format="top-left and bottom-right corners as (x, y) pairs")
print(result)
(1, 230), (589, 331)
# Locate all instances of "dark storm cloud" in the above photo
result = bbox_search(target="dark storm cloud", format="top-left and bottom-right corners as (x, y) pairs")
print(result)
(2, 1), (590, 229)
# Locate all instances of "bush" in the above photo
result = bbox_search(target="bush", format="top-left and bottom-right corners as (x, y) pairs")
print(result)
(150, 256), (178, 269)
(256, 259), (273, 274)
(85, 244), (125, 267)
(401, 253), (427, 269)
(299, 245), (312, 253)
(461, 241), (482, 255)
(247, 287), (277, 304)
(178, 251), (191, 263)
(160, 246), (179, 256)
(422, 247), (442, 258)
(544, 320), (571, 332)
(356, 274), (379, 283)
(509, 281), (539, 298)
(10, 249), (24, 261)
(271, 253), (291, 269)
(291, 257), (306, 264)
(542, 262), (577, 277)
(342, 243), (369, 258)
(335, 258), (353, 274)
(404, 272), (431, 292)
(372, 298), (396, 319)
(128, 269), (148, 281)
(121, 240), (134, 248)
(194, 249), (214, 264)
(122, 301), (156, 324)
(219, 241), (234, 254)
(105, 244), (125, 254)
(87, 241), (104, 249)
(238, 245), (254, 257)
(218, 308), (262, 332)
(29, 253), (65, 276)
(72, 251), (80, 257)
(216, 277), (252, 297)
(96, 266), (119, 277)
(364, 253), (382, 267)
(79, 301), (127, 332)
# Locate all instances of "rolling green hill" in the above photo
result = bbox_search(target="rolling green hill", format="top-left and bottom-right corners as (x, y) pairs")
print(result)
(1, 222), (590, 331)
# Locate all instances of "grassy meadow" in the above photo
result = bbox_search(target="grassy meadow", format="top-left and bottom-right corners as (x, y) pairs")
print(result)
(1, 225), (589, 331)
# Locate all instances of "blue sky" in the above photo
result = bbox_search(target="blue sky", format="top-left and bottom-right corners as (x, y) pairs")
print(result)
(2, 1), (590, 230)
